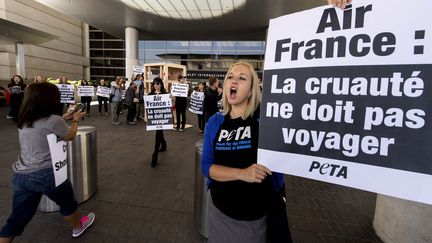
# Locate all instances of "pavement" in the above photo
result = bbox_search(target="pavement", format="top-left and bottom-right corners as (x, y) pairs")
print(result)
(0, 105), (382, 243)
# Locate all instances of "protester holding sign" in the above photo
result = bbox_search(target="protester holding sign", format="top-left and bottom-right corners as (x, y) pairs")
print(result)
(174, 75), (188, 132)
(148, 77), (168, 167)
(79, 79), (92, 115)
(196, 82), (206, 133)
(110, 76), (124, 126)
(201, 62), (290, 243)
(96, 79), (109, 116)
(57, 76), (73, 115)
(6, 75), (26, 122)
(0, 82), (95, 243)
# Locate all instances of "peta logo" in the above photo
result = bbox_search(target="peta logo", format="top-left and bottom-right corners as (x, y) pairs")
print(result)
(218, 126), (251, 142)
(309, 161), (347, 179)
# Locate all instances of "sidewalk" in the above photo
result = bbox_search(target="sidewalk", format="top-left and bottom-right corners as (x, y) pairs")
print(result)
(0, 106), (381, 242)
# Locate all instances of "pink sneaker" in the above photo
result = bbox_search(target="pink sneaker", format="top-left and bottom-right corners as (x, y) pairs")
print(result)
(72, 212), (95, 237)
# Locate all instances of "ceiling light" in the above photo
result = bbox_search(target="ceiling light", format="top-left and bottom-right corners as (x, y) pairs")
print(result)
(120, 0), (245, 20)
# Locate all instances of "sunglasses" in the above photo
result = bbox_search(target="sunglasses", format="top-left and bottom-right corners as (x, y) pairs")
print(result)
(154, 83), (161, 85)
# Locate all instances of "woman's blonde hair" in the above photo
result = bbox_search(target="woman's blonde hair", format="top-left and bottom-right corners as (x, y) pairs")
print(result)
(221, 62), (261, 120)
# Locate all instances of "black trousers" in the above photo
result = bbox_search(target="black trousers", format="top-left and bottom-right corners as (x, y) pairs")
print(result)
(197, 114), (205, 130)
(80, 97), (91, 113)
(176, 107), (186, 129)
(153, 130), (166, 156)
(9, 94), (23, 122)
(127, 104), (136, 122)
(97, 96), (108, 113)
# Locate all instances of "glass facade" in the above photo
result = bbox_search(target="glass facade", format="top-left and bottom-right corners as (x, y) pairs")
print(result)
(89, 26), (265, 82)
(89, 26), (125, 81)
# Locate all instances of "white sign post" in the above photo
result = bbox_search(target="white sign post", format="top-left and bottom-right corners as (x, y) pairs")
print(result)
(96, 86), (111, 98)
(258, 0), (432, 204)
(77, 86), (95, 97)
(56, 84), (75, 104)
(144, 94), (173, 130)
(133, 65), (144, 75)
(189, 91), (204, 115)
(47, 134), (68, 187)
(171, 83), (189, 97)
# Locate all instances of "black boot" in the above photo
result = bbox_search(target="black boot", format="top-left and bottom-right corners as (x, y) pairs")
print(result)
(159, 142), (167, 152)
(151, 153), (157, 167)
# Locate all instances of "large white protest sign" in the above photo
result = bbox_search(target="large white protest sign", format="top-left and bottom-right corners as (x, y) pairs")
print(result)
(96, 86), (110, 98)
(171, 83), (189, 97)
(189, 91), (204, 115)
(144, 94), (173, 130)
(47, 134), (68, 187)
(258, 0), (432, 204)
(133, 65), (144, 75)
(77, 86), (94, 97)
(56, 84), (75, 104)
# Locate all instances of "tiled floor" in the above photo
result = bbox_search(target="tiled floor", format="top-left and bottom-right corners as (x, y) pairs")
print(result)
(0, 106), (381, 242)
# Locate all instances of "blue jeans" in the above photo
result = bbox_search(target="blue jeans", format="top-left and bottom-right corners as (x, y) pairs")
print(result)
(0, 168), (77, 237)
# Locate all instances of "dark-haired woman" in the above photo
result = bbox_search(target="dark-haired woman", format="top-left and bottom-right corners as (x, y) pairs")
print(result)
(148, 77), (167, 167)
(6, 75), (26, 122)
(80, 79), (92, 116)
(0, 82), (95, 243)
(97, 79), (109, 116)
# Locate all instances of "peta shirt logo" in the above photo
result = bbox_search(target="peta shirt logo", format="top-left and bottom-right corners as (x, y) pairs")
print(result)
(216, 126), (252, 151)
(218, 126), (251, 142)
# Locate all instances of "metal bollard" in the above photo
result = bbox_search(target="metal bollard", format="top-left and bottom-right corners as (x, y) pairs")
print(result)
(193, 139), (208, 238)
(38, 126), (98, 212)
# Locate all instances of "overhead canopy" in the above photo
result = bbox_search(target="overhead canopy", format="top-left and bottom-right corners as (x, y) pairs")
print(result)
(0, 18), (58, 44)
(35, 0), (325, 40)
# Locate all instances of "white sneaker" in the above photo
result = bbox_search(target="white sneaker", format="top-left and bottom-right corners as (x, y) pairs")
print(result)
(72, 212), (95, 238)
(6, 115), (12, 119)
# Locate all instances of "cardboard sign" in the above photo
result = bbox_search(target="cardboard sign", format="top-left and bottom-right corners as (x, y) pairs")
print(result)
(133, 65), (144, 75)
(77, 86), (94, 97)
(144, 94), (173, 130)
(171, 83), (189, 97)
(258, 0), (432, 204)
(47, 134), (68, 187)
(56, 84), (75, 104)
(96, 86), (110, 98)
(189, 91), (204, 115)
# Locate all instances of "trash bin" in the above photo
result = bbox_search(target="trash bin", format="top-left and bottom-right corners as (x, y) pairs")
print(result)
(38, 126), (98, 212)
(193, 139), (208, 238)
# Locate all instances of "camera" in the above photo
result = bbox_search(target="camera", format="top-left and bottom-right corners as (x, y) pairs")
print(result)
(68, 103), (86, 113)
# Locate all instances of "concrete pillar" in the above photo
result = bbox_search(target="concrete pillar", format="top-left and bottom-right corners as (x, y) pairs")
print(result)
(15, 42), (26, 78)
(125, 27), (138, 82)
(373, 194), (432, 243)
(82, 22), (90, 80)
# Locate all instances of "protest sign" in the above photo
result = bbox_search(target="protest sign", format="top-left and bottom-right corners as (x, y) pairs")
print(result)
(189, 91), (204, 115)
(133, 65), (144, 75)
(77, 86), (94, 97)
(258, 0), (432, 204)
(96, 86), (110, 98)
(171, 83), (189, 97)
(56, 84), (75, 104)
(47, 134), (68, 187)
(144, 94), (173, 130)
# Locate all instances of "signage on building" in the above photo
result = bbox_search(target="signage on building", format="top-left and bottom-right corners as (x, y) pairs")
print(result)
(187, 70), (262, 80)
(258, 0), (432, 204)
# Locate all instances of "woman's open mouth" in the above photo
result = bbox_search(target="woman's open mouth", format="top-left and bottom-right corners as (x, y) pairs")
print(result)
(229, 87), (237, 99)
